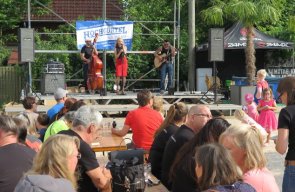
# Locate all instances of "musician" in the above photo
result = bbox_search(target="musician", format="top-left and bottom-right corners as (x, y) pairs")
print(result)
(154, 40), (176, 94)
(114, 37), (128, 95)
(80, 38), (98, 91)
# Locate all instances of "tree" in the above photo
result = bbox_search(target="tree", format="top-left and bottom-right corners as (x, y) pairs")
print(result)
(201, 0), (283, 84)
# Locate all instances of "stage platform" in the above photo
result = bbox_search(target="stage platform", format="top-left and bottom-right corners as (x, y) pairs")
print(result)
(39, 91), (224, 105)
(4, 91), (241, 116)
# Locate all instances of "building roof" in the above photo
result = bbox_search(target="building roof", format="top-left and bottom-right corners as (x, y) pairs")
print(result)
(30, 0), (124, 22)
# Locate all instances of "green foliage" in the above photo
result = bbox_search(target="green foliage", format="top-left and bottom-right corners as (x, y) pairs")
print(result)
(0, 45), (10, 66)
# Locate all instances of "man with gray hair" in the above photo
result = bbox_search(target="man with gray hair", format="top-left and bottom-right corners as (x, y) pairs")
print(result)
(161, 105), (212, 189)
(0, 115), (36, 192)
(59, 106), (112, 192)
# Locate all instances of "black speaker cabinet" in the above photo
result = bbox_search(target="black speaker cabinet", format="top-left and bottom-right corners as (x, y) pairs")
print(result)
(18, 28), (35, 63)
(41, 73), (66, 94)
(209, 28), (224, 62)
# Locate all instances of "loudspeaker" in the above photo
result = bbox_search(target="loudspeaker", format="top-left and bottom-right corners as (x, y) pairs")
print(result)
(18, 28), (35, 63)
(41, 73), (66, 94)
(209, 28), (224, 62)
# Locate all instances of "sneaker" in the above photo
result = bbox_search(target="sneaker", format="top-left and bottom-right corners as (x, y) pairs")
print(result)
(160, 90), (165, 95)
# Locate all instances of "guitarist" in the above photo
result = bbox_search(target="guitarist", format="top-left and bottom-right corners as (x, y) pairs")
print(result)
(154, 40), (176, 94)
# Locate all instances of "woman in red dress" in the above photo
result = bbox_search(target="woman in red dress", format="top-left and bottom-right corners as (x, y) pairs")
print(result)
(114, 37), (128, 95)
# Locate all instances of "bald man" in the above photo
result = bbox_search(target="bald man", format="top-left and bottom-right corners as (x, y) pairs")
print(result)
(160, 105), (212, 190)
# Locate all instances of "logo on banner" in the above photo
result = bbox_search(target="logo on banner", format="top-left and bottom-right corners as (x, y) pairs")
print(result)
(76, 20), (134, 50)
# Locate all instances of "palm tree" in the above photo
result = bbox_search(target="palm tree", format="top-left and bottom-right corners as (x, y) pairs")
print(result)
(201, 0), (281, 85)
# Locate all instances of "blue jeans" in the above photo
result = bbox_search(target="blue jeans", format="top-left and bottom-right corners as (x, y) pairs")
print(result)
(160, 62), (173, 91)
(283, 165), (295, 192)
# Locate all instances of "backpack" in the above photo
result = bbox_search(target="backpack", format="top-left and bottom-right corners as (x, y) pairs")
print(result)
(107, 149), (145, 192)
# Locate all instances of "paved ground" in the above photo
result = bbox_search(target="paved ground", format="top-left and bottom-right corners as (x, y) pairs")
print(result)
(102, 116), (285, 191)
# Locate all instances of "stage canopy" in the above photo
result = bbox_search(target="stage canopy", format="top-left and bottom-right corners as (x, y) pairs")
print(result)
(197, 22), (294, 51)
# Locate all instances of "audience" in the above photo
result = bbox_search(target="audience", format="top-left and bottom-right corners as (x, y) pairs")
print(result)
(234, 109), (267, 141)
(44, 111), (75, 141)
(14, 135), (80, 192)
(21, 96), (39, 136)
(275, 76), (295, 192)
(47, 88), (67, 120)
(59, 106), (112, 192)
(0, 115), (36, 192)
(49, 97), (77, 124)
(161, 105), (212, 190)
(36, 113), (50, 142)
(149, 102), (188, 179)
(153, 96), (165, 118)
(170, 117), (230, 192)
(112, 89), (163, 150)
(14, 113), (42, 152)
(220, 123), (279, 192)
(44, 99), (86, 141)
(195, 143), (256, 192)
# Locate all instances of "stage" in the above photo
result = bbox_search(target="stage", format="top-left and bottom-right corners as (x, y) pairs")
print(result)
(4, 90), (241, 116)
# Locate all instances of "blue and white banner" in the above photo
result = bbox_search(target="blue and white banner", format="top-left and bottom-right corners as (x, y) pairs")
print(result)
(76, 20), (134, 51)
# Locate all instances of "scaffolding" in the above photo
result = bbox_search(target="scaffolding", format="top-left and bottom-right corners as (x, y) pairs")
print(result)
(28, 0), (181, 92)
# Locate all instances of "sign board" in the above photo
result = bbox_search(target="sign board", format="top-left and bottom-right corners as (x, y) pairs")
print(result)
(76, 20), (134, 50)
(267, 66), (295, 77)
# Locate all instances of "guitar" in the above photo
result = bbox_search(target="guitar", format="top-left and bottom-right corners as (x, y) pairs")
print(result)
(154, 53), (168, 68)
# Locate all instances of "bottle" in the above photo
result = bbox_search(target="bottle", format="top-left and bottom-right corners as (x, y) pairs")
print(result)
(112, 118), (117, 128)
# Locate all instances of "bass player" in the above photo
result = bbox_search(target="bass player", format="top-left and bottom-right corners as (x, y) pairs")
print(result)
(154, 40), (176, 94)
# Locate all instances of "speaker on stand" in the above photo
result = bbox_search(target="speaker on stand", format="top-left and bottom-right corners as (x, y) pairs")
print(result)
(208, 28), (224, 103)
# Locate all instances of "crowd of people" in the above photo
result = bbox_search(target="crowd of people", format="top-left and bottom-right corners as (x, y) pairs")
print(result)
(0, 74), (294, 192)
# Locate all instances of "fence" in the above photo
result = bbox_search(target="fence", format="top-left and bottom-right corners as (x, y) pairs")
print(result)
(0, 66), (24, 104)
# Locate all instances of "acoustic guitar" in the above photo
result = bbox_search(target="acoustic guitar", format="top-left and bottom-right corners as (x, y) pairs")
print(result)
(154, 53), (168, 68)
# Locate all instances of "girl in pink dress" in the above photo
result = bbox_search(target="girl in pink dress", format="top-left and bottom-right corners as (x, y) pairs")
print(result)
(243, 93), (259, 122)
(257, 88), (278, 144)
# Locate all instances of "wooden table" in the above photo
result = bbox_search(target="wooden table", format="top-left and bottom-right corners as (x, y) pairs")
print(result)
(91, 132), (127, 152)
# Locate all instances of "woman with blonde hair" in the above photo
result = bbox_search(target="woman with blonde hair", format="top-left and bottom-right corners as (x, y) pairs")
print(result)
(149, 102), (188, 179)
(114, 37), (128, 94)
(195, 143), (256, 192)
(219, 123), (279, 192)
(14, 135), (80, 192)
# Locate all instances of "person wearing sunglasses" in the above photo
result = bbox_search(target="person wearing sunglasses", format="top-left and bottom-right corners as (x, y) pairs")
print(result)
(275, 76), (295, 192)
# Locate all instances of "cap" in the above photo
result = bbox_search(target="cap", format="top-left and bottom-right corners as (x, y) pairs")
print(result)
(54, 88), (68, 100)
(244, 93), (254, 103)
(85, 38), (92, 42)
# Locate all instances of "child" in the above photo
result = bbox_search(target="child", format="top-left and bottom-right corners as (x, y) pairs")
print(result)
(257, 88), (278, 144)
(243, 93), (259, 122)
(36, 113), (50, 142)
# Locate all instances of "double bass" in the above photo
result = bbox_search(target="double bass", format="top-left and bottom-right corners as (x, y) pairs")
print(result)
(87, 33), (104, 94)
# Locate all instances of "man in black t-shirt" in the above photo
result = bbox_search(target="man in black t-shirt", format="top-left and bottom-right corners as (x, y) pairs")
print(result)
(59, 106), (111, 192)
(160, 105), (212, 190)
(80, 38), (98, 90)
(0, 115), (36, 192)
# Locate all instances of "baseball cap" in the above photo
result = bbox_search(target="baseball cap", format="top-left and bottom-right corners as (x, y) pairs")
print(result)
(54, 88), (68, 100)
(85, 38), (92, 42)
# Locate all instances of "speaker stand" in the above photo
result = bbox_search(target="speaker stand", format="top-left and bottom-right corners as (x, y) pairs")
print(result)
(213, 61), (217, 103)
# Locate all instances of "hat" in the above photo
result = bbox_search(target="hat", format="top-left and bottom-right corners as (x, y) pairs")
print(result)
(244, 93), (254, 103)
(85, 38), (92, 42)
(54, 88), (68, 100)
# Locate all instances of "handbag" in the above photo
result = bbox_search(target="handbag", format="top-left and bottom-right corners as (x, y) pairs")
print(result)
(107, 141), (145, 192)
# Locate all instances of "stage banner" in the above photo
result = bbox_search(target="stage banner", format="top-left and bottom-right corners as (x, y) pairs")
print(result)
(76, 20), (134, 50)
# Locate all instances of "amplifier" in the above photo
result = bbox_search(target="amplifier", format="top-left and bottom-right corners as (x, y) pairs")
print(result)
(41, 73), (66, 94)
